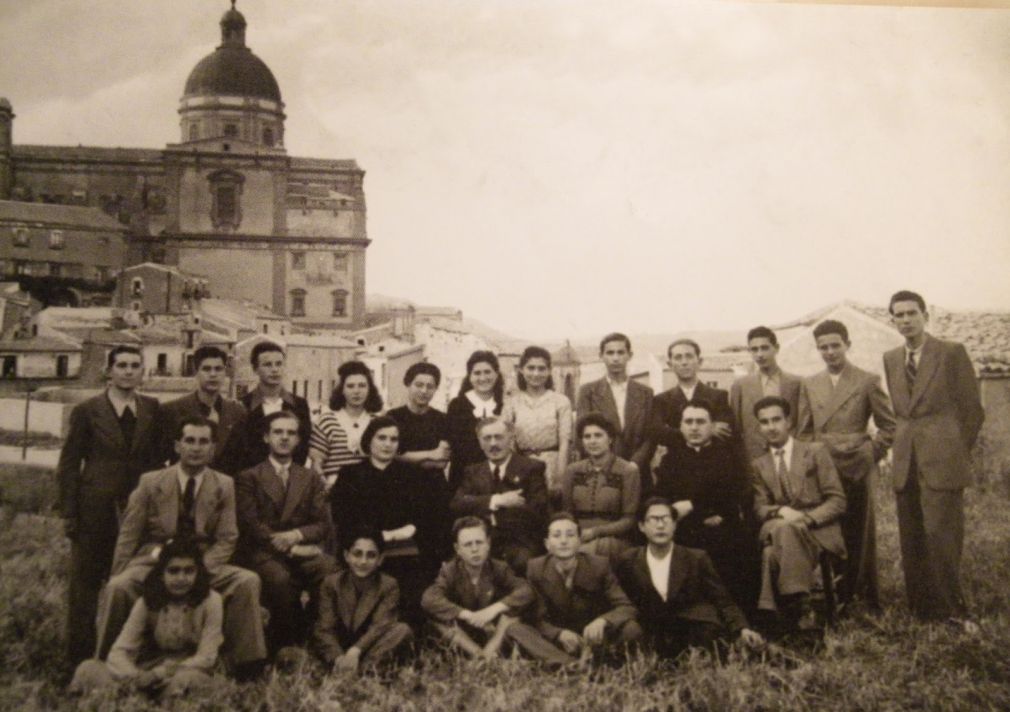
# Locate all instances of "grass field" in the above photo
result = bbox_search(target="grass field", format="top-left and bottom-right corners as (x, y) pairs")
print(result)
(1, 463), (1008, 711)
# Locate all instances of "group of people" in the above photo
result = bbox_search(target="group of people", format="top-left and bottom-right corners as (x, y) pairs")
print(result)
(56, 289), (985, 695)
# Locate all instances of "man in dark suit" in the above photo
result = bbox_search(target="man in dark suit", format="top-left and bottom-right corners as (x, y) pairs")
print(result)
(751, 397), (846, 630)
(616, 497), (762, 658)
(576, 332), (654, 476)
(238, 341), (312, 470)
(56, 345), (162, 667)
(236, 411), (336, 652)
(449, 416), (548, 575)
(883, 290), (984, 626)
(160, 345), (247, 475)
(796, 319), (895, 609)
(730, 326), (802, 466)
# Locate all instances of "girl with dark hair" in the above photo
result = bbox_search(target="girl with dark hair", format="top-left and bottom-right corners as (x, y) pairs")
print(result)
(446, 350), (504, 491)
(70, 538), (223, 698)
(503, 346), (572, 498)
(310, 360), (384, 490)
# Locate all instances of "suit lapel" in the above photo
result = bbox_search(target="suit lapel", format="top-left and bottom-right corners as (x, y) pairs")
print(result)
(194, 471), (220, 534)
(821, 367), (858, 423)
(886, 349), (912, 412)
(335, 573), (357, 631)
(130, 397), (155, 456)
(909, 336), (940, 410)
(787, 441), (808, 501)
(352, 575), (379, 632)
(592, 380), (621, 430)
(756, 453), (784, 502)
(281, 466), (309, 523)
(667, 546), (689, 599)
(96, 395), (127, 452)
(157, 469), (179, 534)
(744, 374), (762, 407)
(257, 463), (286, 513)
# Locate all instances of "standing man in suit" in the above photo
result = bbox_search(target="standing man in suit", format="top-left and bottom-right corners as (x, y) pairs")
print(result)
(236, 411), (336, 653)
(450, 417), (549, 575)
(796, 320), (895, 609)
(239, 342), (312, 471)
(730, 326), (802, 466)
(57, 345), (162, 667)
(576, 333), (654, 477)
(751, 397), (846, 630)
(94, 416), (267, 677)
(161, 345), (246, 476)
(883, 290), (984, 626)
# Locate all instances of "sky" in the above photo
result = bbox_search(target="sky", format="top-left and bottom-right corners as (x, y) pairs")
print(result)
(1, 0), (1009, 340)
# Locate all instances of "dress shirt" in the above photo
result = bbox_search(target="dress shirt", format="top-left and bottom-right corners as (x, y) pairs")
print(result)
(646, 545), (674, 602)
(828, 372), (842, 388)
(488, 455), (514, 517)
(607, 376), (629, 428)
(176, 465), (208, 502)
(195, 393), (222, 423)
(771, 437), (794, 472)
(905, 343), (924, 377)
(554, 560), (577, 590)
(678, 383), (697, 403)
(261, 395), (284, 416)
(760, 371), (781, 397)
(106, 389), (138, 418)
(269, 456), (291, 490)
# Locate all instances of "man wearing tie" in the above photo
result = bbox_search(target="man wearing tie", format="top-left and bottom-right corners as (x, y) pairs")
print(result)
(575, 333), (654, 477)
(56, 345), (162, 667)
(450, 417), (549, 575)
(883, 290), (984, 626)
(94, 416), (267, 677)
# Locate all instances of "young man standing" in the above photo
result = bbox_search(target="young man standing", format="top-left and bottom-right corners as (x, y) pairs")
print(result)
(796, 320), (895, 609)
(576, 333), (654, 476)
(57, 345), (162, 667)
(883, 290), (984, 627)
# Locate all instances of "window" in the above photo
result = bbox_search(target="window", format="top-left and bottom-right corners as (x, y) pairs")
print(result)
(48, 230), (64, 249)
(290, 289), (306, 317)
(131, 277), (144, 297)
(95, 266), (110, 282)
(207, 170), (244, 229)
(13, 227), (28, 247)
(183, 354), (195, 377)
(332, 253), (348, 272)
(217, 186), (237, 223)
(331, 289), (348, 317)
(156, 353), (168, 374)
(291, 252), (306, 270)
(263, 127), (274, 147)
(56, 355), (69, 378)
(131, 301), (141, 311)
(49, 262), (63, 277)
(14, 261), (30, 276)
(1, 356), (15, 379)
(223, 123), (239, 138)
(189, 124), (199, 141)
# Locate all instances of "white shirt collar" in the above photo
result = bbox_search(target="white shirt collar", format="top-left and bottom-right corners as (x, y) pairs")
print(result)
(678, 383), (697, 402)
(106, 388), (138, 418)
(176, 464), (208, 498)
(489, 454), (511, 477)
(645, 545), (673, 601)
(466, 390), (498, 418)
(771, 436), (794, 465)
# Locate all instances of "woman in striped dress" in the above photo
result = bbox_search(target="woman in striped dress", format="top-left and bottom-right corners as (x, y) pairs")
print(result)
(310, 361), (384, 490)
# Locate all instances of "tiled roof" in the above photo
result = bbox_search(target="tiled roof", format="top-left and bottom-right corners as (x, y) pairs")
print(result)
(13, 145), (163, 164)
(0, 334), (81, 352)
(0, 200), (128, 232)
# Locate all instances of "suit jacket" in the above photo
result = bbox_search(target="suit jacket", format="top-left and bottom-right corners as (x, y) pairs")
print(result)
(526, 552), (636, 640)
(616, 545), (747, 633)
(313, 570), (401, 663)
(796, 363), (896, 483)
(450, 454), (548, 551)
(111, 465), (238, 576)
(421, 557), (535, 623)
(883, 334), (984, 491)
(649, 383), (733, 451)
(235, 460), (331, 566)
(239, 388), (312, 470)
(730, 370), (802, 463)
(751, 439), (846, 556)
(576, 378), (654, 472)
(57, 391), (162, 523)
(160, 392), (247, 475)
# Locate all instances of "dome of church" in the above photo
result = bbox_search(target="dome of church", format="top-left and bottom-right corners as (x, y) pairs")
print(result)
(183, 3), (281, 103)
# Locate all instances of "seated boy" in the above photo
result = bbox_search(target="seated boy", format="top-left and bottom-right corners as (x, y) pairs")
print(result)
(421, 516), (569, 663)
(527, 512), (642, 660)
(312, 528), (413, 672)
(616, 497), (763, 658)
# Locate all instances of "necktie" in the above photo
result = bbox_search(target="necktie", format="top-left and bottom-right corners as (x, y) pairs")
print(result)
(776, 449), (793, 501)
(277, 465), (289, 491)
(179, 476), (196, 536)
(906, 352), (917, 385)
(119, 407), (136, 447)
(492, 465), (501, 483)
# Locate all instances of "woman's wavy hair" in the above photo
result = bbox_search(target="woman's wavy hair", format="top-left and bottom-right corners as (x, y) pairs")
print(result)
(141, 537), (212, 611)
(516, 345), (555, 391)
(330, 360), (384, 413)
(456, 350), (504, 409)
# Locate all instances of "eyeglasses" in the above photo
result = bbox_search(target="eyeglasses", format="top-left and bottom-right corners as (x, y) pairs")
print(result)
(644, 514), (673, 525)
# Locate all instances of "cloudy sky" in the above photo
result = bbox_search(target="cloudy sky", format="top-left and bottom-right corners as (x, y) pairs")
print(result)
(2, 0), (1008, 339)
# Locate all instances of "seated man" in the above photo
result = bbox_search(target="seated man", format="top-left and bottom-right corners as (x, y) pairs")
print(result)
(751, 396), (847, 630)
(617, 497), (763, 658)
(527, 512), (642, 660)
(450, 417), (548, 575)
(421, 516), (568, 663)
(235, 411), (337, 652)
(95, 416), (266, 677)
(313, 529), (413, 673)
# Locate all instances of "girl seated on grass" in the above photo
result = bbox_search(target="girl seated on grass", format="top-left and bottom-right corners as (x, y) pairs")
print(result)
(70, 538), (223, 698)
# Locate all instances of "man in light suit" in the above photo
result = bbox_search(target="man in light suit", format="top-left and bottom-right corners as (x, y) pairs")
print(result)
(95, 416), (267, 676)
(576, 332), (654, 477)
(160, 345), (247, 476)
(883, 290), (984, 625)
(236, 411), (336, 652)
(796, 319), (895, 609)
(449, 417), (549, 575)
(730, 326), (802, 466)
(751, 397), (846, 630)
(56, 345), (162, 667)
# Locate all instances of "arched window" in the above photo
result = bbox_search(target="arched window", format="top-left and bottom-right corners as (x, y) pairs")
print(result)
(290, 289), (306, 317)
(263, 127), (274, 147)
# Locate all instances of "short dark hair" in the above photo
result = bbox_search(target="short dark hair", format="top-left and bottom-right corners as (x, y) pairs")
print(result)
(457, 350), (504, 407)
(813, 319), (849, 343)
(546, 511), (580, 534)
(330, 360), (383, 413)
(360, 415), (399, 456)
(403, 361), (441, 387)
(746, 326), (778, 347)
(107, 344), (143, 369)
(888, 290), (927, 315)
(681, 398), (714, 423)
(341, 527), (385, 554)
(599, 332), (632, 355)
(474, 415), (511, 438)
(667, 338), (701, 359)
(575, 412), (618, 442)
(175, 414), (218, 442)
(452, 515), (490, 542)
(250, 341), (284, 368)
(637, 496), (677, 523)
(141, 537), (211, 611)
(753, 395), (791, 419)
(517, 346), (554, 391)
(193, 345), (228, 369)
(262, 410), (300, 437)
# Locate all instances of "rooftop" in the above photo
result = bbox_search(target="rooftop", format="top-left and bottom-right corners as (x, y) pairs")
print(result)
(0, 200), (129, 232)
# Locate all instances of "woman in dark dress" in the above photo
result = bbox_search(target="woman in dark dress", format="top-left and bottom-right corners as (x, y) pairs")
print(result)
(446, 350), (504, 492)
